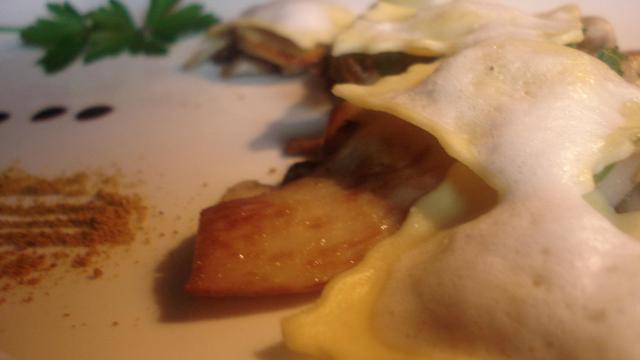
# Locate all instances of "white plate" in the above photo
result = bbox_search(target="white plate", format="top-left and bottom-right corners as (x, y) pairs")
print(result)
(0, 1), (638, 359)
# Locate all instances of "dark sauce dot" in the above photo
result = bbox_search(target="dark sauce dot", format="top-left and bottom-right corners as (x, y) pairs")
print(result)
(32, 106), (67, 122)
(0, 111), (9, 122)
(75, 105), (113, 121)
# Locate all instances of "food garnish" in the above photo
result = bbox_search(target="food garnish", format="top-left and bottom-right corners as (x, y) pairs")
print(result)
(31, 106), (68, 122)
(0, 167), (146, 299)
(5, 0), (218, 74)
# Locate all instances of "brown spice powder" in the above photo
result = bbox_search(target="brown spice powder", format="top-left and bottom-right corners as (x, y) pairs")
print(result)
(0, 167), (88, 196)
(0, 166), (146, 295)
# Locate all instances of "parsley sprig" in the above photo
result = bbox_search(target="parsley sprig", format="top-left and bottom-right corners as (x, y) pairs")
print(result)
(6, 0), (218, 74)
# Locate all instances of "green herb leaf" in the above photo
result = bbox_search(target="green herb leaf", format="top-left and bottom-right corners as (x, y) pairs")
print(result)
(84, 0), (138, 63)
(144, 0), (181, 28)
(144, 0), (218, 43)
(597, 47), (626, 76)
(20, 2), (89, 73)
(16, 0), (219, 74)
(129, 33), (168, 55)
(37, 35), (86, 73)
(90, 0), (136, 31)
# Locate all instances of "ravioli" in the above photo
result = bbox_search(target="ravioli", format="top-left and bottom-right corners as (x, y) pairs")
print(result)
(332, 0), (584, 57)
(186, 0), (375, 75)
(234, 0), (375, 50)
(284, 39), (640, 359)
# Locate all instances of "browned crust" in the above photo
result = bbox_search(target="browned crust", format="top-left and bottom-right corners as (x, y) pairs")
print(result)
(186, 108), (453, 297)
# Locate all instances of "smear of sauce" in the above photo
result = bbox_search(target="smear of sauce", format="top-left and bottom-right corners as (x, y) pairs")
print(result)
(31, 106), (67, 122)
(75, 105), (113, 121)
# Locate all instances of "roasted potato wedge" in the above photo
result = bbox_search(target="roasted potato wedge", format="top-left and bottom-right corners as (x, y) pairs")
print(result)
(186, 107), (453, 296)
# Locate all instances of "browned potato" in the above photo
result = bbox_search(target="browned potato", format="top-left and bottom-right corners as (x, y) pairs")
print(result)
(187, 177), (402, 296)
(186, 108), (453, 296)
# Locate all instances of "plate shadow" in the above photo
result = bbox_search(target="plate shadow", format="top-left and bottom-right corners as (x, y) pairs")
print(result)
(256, 342), (318, 360)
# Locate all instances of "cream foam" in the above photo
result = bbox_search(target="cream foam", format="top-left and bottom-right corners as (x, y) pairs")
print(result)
(367, 39), (640, 359)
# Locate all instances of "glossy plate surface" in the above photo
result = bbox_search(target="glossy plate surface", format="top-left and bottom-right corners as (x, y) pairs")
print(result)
(0, 1), (638, 359)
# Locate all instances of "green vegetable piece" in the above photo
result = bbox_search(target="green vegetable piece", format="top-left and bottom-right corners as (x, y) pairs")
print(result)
(597, 47), (626, 76)
(20, 2), (89, 73)
(594, 163), (616, 183)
